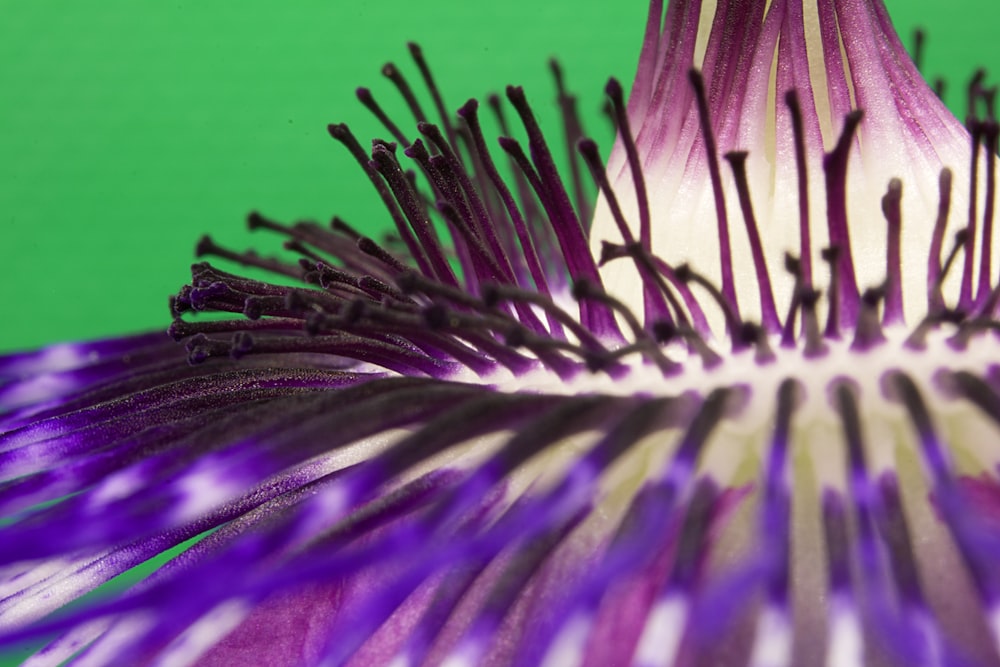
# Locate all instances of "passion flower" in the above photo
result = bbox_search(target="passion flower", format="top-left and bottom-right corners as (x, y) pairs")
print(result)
(2, 0), (999, 666)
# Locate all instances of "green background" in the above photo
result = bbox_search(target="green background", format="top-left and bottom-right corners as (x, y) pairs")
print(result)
(0, 0), (996, 664)
(1, 0), (996, 355)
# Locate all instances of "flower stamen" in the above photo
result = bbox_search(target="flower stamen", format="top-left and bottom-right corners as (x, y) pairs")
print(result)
(724, 150), (782, 333)
(688, 68), (739, 323)
(822, 109), (865, 329)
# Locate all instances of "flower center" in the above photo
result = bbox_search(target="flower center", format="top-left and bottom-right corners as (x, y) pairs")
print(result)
(593, 0), (997, 334)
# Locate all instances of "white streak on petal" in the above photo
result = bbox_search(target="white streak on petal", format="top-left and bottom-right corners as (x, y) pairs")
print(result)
(541, 610), (591, 667)
(72, 614), (158, 667)
(173, 463), (246, 522)
(440, 637), (481, 667)
(386, 652), (413, 667)
(633, 594), (687, 667)
(0, 556), (106, 629)
(30, 344), (91, 375)
(21, 619), (114, 667)
(90, 468), (146, 508)
(988, 605), (1000, 658)
(748, 605), (792, 667)
(910, 610), (944, 667)
(294, 481), (350, 543)
(0, 373), (80, 411)
(825, 598), (862, 667)
(153, 600), (251, 667)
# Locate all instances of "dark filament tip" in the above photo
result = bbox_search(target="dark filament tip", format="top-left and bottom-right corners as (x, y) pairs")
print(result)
(724, 150), (781, 333)
(822, 110), (865, 330)
(881, 178), (904, 326)
(689, 69), (739, 321)
(785, 90), (813, 289)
